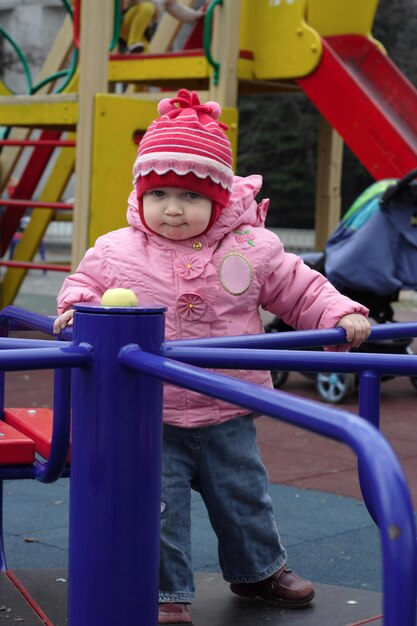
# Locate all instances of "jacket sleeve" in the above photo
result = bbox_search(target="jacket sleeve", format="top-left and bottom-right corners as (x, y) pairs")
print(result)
(259, 235), (368, 332)
(57, 241), (110, 314)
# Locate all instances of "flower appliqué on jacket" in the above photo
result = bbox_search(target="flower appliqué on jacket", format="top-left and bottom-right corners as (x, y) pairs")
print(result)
(176, 286), (218, 322)
(174, 255), (205, 280)
(177, 293), (207, 320)
(234, 229), (255, 247)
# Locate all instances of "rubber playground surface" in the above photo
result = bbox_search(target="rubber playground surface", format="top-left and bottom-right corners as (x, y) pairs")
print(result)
(2, 275), (417, 624)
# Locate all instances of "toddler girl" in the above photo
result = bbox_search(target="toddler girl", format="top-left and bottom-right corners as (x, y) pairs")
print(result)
(54, 89), (370, 625)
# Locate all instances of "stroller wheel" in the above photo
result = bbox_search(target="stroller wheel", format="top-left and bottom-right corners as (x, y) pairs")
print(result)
(316, 372), (356, 404)
(271, 369), (289, 389)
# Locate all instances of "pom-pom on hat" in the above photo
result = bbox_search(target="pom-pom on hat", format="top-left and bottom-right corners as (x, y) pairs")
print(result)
(134, 89), (234, 230)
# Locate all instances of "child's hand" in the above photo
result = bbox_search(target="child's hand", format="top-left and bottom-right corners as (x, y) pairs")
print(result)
(53, 309), (74, 334)
(337, 313), (371, 348)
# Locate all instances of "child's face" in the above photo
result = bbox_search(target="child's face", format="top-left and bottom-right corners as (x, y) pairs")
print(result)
(142, 187), (212, 240)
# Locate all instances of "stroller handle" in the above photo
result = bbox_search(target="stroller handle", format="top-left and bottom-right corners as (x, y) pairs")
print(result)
(380, 166), (417, 206)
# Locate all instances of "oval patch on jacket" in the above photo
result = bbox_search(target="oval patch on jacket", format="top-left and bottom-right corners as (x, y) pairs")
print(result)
(219, 253), (253, 295)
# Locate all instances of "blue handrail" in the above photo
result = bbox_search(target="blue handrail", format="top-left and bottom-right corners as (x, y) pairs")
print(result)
(161, 345), (417, 376)
(0, 337), (70, 349)
(0, 340), (91, 485)
(0, 305), (72, 340)
(0, 345), (91, 371)
(168, 321), (417, 349)
(2, 305), (417, 348)
(119, 345), (417, 626)
(33, 368), (72, 483)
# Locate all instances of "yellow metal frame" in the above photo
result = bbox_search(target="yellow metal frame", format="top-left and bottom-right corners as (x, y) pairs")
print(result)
(0, 94), (78, 129)
(306, 0), (379, 38)
(109, 54), (257, 86)
(236, 56), (255, 82)
(240, 0), (322, 80)
(0, 80), (12, 97)
(108, 55), (211, 84)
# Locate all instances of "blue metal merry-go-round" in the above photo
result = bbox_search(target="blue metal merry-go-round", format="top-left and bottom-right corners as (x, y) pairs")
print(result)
(0, 303), (417, 626)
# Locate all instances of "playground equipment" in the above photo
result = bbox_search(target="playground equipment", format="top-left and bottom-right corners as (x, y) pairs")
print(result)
(0, 304), (417, 624)
(2, 0), (417, 305)
(0, 6), (77, 306)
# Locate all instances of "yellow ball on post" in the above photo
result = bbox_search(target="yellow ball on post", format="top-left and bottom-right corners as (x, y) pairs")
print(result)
(100, 288), (138, 307)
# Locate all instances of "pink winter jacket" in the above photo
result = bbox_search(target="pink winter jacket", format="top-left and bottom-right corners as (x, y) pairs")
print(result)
(57, 175), (368, 427)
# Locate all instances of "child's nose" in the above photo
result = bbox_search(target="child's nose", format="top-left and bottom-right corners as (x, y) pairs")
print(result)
(164, 200), (183, 214)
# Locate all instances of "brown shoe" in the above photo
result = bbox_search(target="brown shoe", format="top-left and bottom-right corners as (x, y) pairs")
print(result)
(230, 566), (314, 609)
(158, 602), (193, 625)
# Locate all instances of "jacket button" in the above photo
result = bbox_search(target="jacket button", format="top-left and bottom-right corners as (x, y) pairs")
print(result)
(192, 241), (203, 251)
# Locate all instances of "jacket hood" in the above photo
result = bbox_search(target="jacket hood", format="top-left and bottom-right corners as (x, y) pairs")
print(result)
(126, 175), (269, 244)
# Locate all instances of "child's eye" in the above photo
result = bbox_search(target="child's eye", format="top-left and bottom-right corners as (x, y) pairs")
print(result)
(185, 191), (200, 200)
(152, 189), (165, 198)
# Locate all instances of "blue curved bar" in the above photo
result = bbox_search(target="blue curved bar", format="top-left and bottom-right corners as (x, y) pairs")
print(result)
(0, 305), (73, 340)
(33, 368), (72, 483)
(119, 346), (417, 626)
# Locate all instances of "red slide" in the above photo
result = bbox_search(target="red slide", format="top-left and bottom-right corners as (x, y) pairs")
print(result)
(297, 34), (417, 179)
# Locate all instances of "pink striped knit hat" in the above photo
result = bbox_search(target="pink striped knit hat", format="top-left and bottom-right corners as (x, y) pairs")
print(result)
(133, 89), (234, 231)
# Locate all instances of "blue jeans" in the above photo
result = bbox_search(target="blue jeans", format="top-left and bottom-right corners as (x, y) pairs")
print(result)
(159, 414), (287, 603)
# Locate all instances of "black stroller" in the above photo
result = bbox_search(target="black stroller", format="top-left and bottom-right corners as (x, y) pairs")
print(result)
(266, 168), (417, 403)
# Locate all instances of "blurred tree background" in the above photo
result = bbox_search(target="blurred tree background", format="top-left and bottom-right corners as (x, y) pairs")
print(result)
(236, 0), (417, 229)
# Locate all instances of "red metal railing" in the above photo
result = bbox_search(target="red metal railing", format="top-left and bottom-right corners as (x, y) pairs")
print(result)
(0, 200), (73, 211)
(0, 260), (71, 272)
(0, 139), (76, 147)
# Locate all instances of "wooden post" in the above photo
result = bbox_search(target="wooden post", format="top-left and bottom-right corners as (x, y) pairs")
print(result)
(71, 0), (113, 269)
(208, 1), (241, 108)
(315, 116), (344, 251)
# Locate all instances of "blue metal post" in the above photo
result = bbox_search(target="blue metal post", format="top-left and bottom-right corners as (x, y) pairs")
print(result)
(68, 304), (166, 626)
(357, 371), (382, 524)
(359, 370), (381, 428)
